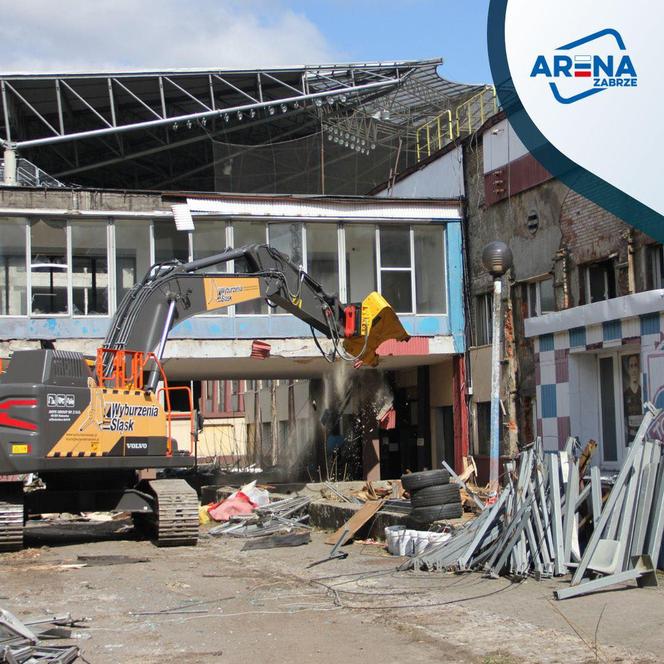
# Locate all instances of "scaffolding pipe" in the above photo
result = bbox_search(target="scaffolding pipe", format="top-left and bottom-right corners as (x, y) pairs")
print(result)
(3, 147), (16, 185)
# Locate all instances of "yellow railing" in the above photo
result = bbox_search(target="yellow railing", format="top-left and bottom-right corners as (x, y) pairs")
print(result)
(416, 110), (453, 161)
(415, 86), (498, 161)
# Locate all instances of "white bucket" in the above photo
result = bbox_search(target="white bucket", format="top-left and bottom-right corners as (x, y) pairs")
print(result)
(385, 525), (411, 556)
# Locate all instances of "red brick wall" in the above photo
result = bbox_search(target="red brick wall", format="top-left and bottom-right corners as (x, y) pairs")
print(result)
(559, 190), (629, 266)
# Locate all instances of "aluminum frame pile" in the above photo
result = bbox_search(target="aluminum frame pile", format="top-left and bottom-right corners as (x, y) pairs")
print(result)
(0, 609), (81, 663)
(557, 404), (664, 599)
(209, 495), (311, 538)
(406, 404), (664, 601)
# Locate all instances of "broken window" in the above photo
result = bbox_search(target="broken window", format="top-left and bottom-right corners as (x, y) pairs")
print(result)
(153, 219), (189, 264)
(582, 260), (616, 304)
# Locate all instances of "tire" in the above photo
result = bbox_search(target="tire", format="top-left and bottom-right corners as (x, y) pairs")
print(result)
(410, 484), (461, 509)
(409, 502), (463, 527)
(401, 469), (450, 492)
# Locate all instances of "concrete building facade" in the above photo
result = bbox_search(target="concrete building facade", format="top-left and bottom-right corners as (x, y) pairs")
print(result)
(0, 186), (468, 478)
(376, 110), (663, 476)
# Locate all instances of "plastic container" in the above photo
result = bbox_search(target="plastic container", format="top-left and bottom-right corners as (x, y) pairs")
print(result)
(412, 531), (432, 556)
(385, 525), (412, 556)
(427, 531), (452, 547)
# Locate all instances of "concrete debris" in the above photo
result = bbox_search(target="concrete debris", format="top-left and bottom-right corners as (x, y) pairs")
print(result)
(405, 403), (664, 601)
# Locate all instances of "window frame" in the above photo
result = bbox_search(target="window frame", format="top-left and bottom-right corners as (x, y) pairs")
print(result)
(474, 291), (493, 346)
(648, 244), (663, 290)
(376, 225), (416, 314)
(201, 379), (246, 418)
(582, 259), (616, 305)
(525, 277), (555, 318)
(0, 215), (451, 319)
(69, 219), (112, 318)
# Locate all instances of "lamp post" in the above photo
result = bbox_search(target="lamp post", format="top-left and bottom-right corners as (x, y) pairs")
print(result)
(482, 241), (513, 496)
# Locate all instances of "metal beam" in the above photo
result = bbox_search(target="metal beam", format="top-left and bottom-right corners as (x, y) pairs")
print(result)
(11, 78), (399, 149)
(4, 81), (60, 137)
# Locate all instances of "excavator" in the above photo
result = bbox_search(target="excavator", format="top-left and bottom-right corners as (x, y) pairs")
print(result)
(0, 243), (408, 550)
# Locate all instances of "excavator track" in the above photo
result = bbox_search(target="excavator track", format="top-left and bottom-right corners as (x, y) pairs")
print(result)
(0, 483), (24, 552)
(147, 479), (198, 547)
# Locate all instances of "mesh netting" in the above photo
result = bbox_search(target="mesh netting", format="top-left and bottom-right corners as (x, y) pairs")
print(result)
(212, 131), (410, 195)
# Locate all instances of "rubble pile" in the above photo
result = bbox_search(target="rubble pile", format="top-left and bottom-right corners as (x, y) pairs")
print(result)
(0, 608), (88, 663)
(406, 404), (664, 600)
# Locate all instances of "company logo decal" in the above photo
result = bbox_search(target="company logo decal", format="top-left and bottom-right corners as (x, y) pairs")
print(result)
(102, 402), (159, 432)
(216, 285), (244, 302)
(530, 28), (637, 104)
(47, 393), (75, 408)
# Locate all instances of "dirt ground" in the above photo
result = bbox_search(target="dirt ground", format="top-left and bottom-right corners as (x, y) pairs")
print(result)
(1, 518), (663, 663)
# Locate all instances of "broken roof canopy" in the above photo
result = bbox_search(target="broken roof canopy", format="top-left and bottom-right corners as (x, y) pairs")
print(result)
(0, 60), (486, 192)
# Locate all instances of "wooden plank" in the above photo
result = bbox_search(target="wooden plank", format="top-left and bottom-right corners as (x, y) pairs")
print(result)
(324, 499), (385, 545)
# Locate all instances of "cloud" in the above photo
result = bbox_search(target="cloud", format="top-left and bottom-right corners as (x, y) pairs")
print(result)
(0, 0), (340, 72)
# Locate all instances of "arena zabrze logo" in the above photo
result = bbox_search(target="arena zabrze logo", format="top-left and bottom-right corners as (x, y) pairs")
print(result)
(529, 28), (637, 104)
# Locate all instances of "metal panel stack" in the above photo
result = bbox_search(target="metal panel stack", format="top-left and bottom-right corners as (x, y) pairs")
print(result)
(405, 404), (664, 601)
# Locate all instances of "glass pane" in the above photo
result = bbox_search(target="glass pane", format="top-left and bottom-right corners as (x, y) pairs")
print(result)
(115, 220), (151, 307)
(414, 226), (445, 313)
(192, 219), (228, 272)
(622, 354), (643, 446)
(345, 225), (376, 302)
(539, 278), (555, 313)
(381, 271), (412, 312)
(306, 223), (339, 294)
(0, 218), (27, 315)
(153, 219), (189, 264)
(599, 357), (618, 462)
(31, 218), (68, 315)
(379, 225), (410, 268)
(233, 221), (267, 314)
(192, 220), (228, 316)
(71, 221), (108, 315)
(269, 222), (303, 265)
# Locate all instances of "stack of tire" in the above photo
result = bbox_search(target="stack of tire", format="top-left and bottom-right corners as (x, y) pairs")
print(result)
(401, 469), (462, 529)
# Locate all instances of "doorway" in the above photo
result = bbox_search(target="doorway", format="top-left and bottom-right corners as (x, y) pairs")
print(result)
(597, 351), (643, 469)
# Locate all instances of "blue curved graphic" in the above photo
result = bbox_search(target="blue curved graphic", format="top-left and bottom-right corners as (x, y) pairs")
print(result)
(549, 83), (604, 104)
(558, 28), (627, 51)
(488, 1), (664, 241)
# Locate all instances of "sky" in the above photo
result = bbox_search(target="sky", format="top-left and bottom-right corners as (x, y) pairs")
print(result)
(0, 0), (492, 84)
